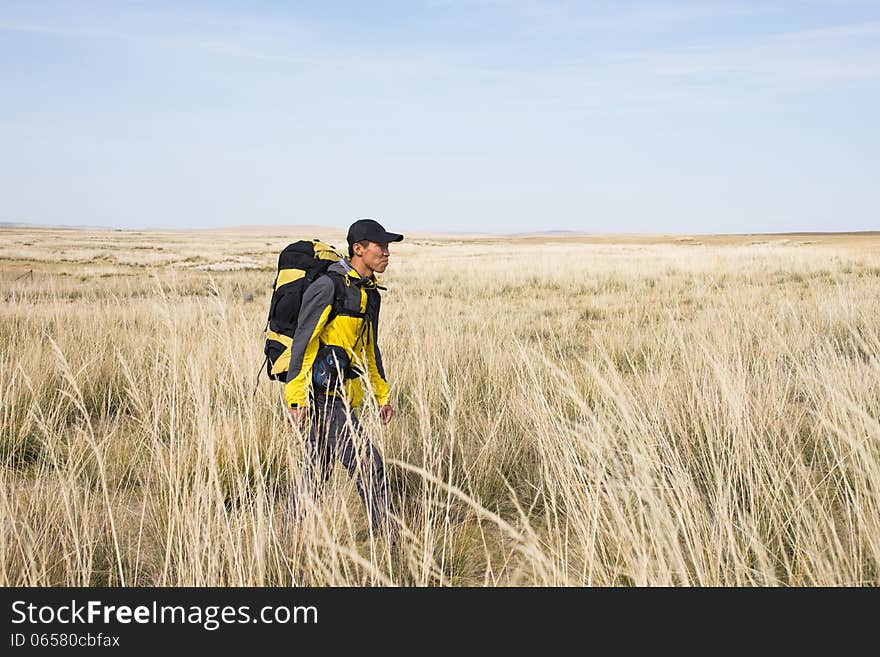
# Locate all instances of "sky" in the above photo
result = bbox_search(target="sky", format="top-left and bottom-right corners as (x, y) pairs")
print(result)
(1, 1), (878, 234)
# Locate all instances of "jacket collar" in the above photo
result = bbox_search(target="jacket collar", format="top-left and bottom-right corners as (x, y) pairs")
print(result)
(332, 257), (378, 288)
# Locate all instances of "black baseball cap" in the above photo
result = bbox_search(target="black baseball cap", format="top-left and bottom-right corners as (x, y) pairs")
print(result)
(346, 219), (404, 246)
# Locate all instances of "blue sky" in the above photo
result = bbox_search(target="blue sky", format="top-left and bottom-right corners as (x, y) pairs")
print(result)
(1, 1), (878, 233)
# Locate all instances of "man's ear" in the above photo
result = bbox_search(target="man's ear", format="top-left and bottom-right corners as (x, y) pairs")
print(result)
(352, 241), (368, 258)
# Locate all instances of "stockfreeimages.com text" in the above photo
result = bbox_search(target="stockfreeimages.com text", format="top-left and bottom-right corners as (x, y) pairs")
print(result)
(11, 600), (317, 631)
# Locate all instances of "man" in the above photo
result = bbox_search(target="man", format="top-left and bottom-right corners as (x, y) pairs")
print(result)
(284, 218), (403, 538)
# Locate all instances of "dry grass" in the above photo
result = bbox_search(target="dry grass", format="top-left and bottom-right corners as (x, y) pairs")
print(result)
(1, 226), (879, 586)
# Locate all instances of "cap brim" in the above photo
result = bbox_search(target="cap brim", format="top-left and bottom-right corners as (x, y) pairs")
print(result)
(378, 231), (404, 243)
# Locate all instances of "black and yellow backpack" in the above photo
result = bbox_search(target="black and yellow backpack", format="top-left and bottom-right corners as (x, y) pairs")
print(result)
(262, 239), (344, 381)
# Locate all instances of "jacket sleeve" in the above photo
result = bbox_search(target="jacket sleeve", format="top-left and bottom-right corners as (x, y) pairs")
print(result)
(284, 276), (335, 408)
(365, 293), (390, 406)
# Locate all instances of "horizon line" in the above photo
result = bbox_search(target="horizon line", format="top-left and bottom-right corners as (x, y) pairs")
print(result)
(1, 221), (878, 239)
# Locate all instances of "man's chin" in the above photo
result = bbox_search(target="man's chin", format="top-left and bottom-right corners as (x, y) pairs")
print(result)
(374, 262), (389, 273)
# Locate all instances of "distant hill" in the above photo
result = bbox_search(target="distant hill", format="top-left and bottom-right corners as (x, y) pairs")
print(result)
(0, 221), (125, 231)
(2, 221), (878, 241)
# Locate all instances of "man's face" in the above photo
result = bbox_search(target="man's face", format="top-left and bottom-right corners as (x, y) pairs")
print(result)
(355, 240), (391, 273)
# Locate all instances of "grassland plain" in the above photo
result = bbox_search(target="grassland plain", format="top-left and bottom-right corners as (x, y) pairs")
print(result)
(1, 226), (879, 586)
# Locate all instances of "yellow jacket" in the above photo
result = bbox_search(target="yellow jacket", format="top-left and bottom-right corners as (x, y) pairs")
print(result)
(284, 258), (390, 409)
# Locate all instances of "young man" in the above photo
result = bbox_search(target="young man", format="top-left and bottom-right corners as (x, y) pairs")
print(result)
(284, 218), (403, 537)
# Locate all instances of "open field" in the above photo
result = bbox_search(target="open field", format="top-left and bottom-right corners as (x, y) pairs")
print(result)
(1, 226), (879, 586)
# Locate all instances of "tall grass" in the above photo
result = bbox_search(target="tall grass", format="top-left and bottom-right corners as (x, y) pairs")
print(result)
(1, 229), (879, 585)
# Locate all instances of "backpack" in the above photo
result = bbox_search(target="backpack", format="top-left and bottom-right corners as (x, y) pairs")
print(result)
(262, 239), (345, 381)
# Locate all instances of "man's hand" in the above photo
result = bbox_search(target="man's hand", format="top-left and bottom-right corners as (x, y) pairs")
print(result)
(379, 404), (394, 425)
(287, 406), (308, 428)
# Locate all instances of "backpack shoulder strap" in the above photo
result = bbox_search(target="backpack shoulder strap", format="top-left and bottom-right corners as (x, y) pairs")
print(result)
(323, 270), (347, 322)
(365, 286), (381, 337)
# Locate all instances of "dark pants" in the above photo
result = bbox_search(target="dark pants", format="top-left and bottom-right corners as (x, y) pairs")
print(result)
(289, 392), (393, 534)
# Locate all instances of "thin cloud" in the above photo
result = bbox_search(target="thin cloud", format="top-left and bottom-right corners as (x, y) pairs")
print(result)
(608, 22), (880, 86)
